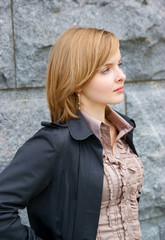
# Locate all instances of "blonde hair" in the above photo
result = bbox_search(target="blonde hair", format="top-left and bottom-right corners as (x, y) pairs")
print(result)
(46, 26), (119, 122)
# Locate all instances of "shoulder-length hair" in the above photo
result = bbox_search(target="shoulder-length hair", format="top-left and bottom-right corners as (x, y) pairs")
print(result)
(46, 26), (119, 122)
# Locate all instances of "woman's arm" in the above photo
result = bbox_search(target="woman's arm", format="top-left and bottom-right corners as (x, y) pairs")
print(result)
(0, 128), (59, 240)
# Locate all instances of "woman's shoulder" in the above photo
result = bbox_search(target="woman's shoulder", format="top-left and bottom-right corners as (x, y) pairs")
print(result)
(24, 121), (67, 148)
(40, 120), (69, 137)
(32, 120), (72, 147)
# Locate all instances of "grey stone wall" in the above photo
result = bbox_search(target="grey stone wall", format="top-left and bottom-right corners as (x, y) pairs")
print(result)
(0, 0), (165, 239)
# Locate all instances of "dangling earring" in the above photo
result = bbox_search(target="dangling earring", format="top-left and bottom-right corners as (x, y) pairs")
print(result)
(77, 93), (81, 110)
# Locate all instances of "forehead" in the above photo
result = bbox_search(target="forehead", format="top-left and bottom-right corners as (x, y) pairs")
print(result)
(105, 49), (121, 65)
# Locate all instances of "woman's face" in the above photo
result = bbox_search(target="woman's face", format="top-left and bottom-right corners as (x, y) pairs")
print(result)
(80, 49), (126, 109)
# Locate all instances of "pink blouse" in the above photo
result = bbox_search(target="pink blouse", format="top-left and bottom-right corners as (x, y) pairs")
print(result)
(81, 107), (144, 240)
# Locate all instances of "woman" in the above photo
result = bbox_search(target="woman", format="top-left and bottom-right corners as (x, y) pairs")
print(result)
(0, 27), (144, 240)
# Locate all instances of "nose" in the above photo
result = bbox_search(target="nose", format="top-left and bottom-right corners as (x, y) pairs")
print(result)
(116, 68), (126, 83)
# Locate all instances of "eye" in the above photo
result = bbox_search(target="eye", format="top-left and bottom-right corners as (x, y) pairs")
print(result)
(102, 67), (111, 74)
(118, 62), (122, 68)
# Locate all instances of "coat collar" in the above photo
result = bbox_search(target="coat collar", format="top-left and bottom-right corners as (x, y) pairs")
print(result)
(67, 110), (136, 141)
(42, 110), (136, 141)
(41, 111), (94, 141)
(67, 111), (94, 140)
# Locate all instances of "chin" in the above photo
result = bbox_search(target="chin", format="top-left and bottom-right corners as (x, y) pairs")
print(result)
(117, 99), (124, 104)
(110, 97), (124, 105)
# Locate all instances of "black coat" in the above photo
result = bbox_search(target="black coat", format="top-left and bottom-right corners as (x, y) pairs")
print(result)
(0, 111), (138, 240)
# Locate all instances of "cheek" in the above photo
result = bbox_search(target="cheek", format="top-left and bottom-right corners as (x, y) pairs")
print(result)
(91, 76), (114, 93)
(82, 77), (113, 100)
(95, 74), (112, 86)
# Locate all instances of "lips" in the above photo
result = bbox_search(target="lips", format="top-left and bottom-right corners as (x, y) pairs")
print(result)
(113, 87), (124, 92)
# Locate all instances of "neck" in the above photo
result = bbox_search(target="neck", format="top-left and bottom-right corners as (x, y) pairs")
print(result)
(80, 103), (107, 123)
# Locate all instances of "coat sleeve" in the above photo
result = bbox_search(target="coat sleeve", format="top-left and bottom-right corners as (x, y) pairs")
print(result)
(0, 127), (59, 240)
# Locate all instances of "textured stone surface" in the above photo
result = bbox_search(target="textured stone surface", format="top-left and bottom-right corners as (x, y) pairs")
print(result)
(158, 215), (165, 240)
(140, 216), (165, 240)
(0, 0), (15, 89)
(12, 0), (165, 87)
(0, 0), (165, 239)
(140, 218), (160, 240)
(0, 89), (50, 172)
(125, 81), (165, 239)
(13, 0), (79, 87)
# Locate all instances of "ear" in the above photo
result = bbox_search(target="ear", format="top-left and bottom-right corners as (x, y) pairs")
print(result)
(75, 88), (81, 94)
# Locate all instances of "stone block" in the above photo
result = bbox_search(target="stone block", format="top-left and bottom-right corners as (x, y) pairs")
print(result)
(0, 0), (15, 89)
(158, 215), (165, 240)
(0, 88), (50, 172)
(73, 0), (165, 81)
(125, 81), (165, 221)
(12, 0), (165, 87)
(140, 218), (160, 240)
(13, 0), (80, 87)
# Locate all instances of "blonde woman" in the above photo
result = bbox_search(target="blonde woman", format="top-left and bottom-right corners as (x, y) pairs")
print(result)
(0, 27), (144, 240)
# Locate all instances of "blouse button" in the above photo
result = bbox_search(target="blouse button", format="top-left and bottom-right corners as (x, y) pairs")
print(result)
(125, 200), (129, 205)
(122, 165), (127, 170)
(115, 154), (120, 159)
(128, 217), (132, 223)
(127, 183), (130, 187)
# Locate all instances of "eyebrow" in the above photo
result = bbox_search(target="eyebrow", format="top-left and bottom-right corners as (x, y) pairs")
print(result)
(103, 57), (122, 67)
